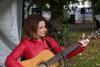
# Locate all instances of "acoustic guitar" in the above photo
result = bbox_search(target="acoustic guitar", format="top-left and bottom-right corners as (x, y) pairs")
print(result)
(20, 29), (100, 67)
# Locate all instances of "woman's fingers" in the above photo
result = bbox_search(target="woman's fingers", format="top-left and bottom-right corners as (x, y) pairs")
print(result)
(78, 39), (90, 47)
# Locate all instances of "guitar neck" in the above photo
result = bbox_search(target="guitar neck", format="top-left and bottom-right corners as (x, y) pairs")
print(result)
(46, 43), (80, 65)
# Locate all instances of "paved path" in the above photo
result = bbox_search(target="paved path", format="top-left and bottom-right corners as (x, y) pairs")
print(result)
(69, 23), (95, 31)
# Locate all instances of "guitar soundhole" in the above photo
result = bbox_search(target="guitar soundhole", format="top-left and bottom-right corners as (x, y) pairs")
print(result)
(38, 62), (48, 67)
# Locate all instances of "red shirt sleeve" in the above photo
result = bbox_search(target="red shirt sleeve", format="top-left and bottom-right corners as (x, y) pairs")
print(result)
(66, 46), (85, 58)
(46, 36), (85, 58)
(5, 40), (26, 67)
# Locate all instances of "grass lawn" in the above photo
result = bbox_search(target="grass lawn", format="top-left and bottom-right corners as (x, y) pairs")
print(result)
(67, 30), (100, 67)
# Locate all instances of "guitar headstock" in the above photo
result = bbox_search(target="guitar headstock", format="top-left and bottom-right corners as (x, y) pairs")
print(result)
(86, 29), (100, 40)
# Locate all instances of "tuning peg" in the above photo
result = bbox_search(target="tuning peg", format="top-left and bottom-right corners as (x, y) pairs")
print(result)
(98, 33), (100, 36)
(91, 32), (94, 35)
(93, 32), (94, 34)
(95, 31), (100, 36)
(93, 35), (96, 38)
(87, 36), (91, 39)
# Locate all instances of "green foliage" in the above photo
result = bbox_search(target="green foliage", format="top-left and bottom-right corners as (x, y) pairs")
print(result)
(47, 21), (70, 46)
(90, 0), (100, 14)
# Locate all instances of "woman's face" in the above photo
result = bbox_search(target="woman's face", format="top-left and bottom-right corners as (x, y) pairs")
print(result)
(36, 21), (47, 38)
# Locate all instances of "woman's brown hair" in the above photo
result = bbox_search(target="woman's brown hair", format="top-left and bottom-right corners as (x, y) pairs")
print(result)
(22, 14), (47, 39)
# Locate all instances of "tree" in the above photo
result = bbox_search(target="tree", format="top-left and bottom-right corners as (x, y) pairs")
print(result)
(90, 0), (100, 14)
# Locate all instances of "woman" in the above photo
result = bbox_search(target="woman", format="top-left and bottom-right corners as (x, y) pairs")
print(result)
(5, 14), (89, 67)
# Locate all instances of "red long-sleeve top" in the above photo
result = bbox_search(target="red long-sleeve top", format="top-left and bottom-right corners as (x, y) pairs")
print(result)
(5, 36), (85, 67)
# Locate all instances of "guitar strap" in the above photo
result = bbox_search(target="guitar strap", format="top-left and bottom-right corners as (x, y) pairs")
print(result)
(45, 39), (57, 54)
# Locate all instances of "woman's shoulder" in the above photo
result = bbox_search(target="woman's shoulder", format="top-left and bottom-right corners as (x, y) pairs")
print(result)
(19, 37), (32, 44)
(21, 37), (29, 41)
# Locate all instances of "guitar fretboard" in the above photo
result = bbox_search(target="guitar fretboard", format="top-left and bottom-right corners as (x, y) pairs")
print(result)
(46, 43), (80, 65)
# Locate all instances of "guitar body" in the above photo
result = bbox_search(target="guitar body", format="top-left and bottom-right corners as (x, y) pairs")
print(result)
(20, 50), (58, 67)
